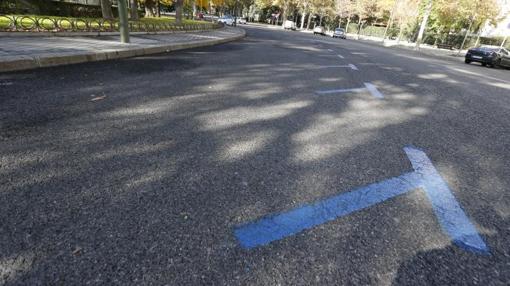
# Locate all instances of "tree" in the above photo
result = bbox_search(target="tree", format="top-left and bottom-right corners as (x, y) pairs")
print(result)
(175, 0), (185, 23)
(144, 0), (157, 17)
(353, 0), (378, 39)
(381, 0), (398, 42)
(393, 0), (420, 43)
(334, 0), (353, 28)
(100, 0), (114, 19)
(297, 0), (312, 29)
(130, 0), (139, 20)
(415, 0), (432, 49)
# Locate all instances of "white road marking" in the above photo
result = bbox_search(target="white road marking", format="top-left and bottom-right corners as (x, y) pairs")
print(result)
(337, 54), (345, 59)
(327, 49), (334, 52)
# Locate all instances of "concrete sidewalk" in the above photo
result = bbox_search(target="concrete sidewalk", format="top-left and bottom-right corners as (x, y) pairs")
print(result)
(0, 27), (245, 73)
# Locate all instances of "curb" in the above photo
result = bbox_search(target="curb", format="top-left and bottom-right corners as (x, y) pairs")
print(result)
(0, 28), (245, 73)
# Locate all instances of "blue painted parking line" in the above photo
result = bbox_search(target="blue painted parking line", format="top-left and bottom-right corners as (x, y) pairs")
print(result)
(316, 82), (383, 99)
(316, 87), (367, 95)
(316, 64), (359, 71)
(364, 82), (383, 98)
(234, 146), (489, 255)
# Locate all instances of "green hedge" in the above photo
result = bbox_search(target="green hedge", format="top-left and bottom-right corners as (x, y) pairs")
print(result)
(345, 23), (396, 38)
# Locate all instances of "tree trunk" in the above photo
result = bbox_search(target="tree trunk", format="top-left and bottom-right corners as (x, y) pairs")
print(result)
(397, 20), (404, 44)
(382, 0), (398, 43)
(357, 17), (362, 40)
(157, 0), (161, 17)
(345, 13), (351, 32)
(306, 12), (312, 29)
(415, 0), (432, 49)
(300, 12), (306, 29)
(129, 0), (139, 20)
(458, 18), (474, 55)
(100, 0), (113, 19)
(175, 0), (184, 24)
(280, 0), (288, 27)
(192, 0), (197, 19)
(145, 0), (156, 17)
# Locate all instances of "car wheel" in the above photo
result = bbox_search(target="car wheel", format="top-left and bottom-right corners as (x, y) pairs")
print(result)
(481, 62), (487, 67)
(488, 60), (499, 68)
(464, 59), (471, 64)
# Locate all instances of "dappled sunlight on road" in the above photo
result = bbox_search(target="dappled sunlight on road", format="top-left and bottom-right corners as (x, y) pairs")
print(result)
(291, 94), (430, 163)
(218, 130), (277, 162)
(197, 100), (312, 131)
(417, 73), (448, 80)
(0, 251), (36, 283)
(91, 141), (176, 161)
(487, 82), (510, 90)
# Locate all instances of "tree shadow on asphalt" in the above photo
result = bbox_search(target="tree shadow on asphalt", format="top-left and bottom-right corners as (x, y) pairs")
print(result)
(0, 28), (509, 285)
(392, 207), (510, 286)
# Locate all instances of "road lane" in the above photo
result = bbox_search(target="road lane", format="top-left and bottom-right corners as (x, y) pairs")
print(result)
(1, 25), (509, 285)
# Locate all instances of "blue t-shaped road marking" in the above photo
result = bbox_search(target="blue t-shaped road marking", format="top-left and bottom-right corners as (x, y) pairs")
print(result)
(234, 146), (489, 254)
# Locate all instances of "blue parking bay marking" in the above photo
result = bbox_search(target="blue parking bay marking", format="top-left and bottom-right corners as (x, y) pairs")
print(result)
(234, 146), (489, 254)
(316, 64), (359, 71)
(316, 82), (384, 98)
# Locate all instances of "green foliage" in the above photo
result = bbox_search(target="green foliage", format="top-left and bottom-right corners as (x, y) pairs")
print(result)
(0, 0), (106, 17)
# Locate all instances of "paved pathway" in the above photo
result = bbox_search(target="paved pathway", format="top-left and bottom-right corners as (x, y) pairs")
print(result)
(0, 27), (244, 72)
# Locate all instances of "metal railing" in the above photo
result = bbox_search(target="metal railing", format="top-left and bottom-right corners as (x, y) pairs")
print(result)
(0, 15), (221, 33)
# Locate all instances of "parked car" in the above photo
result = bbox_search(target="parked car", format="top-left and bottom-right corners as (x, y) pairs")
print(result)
(218, 16), (234, 26)
(236, 17), (247, 24)
(465, 46), (510, 68)
(313, 26), (326, 35)
(283, 20), (296, 30)
(332, 28), (346, 39)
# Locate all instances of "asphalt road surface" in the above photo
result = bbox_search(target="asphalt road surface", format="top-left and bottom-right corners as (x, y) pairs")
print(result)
(1, 25), (509, 285)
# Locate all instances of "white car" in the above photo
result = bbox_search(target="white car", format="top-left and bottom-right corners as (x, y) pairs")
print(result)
(332, 28), (346, 39)
(218, 16), (234, 26)
(313, 26), (326, 35)
(283, 20), (296, 30)
(236, 17), (247, 24)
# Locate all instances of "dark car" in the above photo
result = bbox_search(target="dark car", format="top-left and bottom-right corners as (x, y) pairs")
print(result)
(465, 46), (510, 68)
